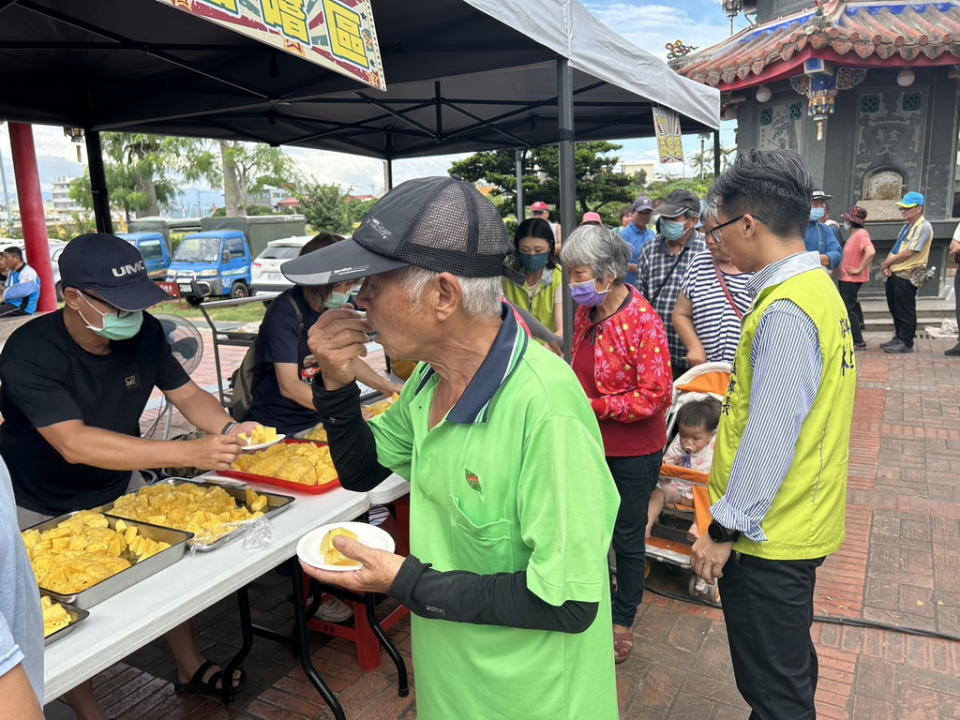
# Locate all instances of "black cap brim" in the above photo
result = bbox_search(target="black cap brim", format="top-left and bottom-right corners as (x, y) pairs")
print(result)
(657, 203), (695, 218)
(281, 237), (408, 285)
(87, 276), (171, 312)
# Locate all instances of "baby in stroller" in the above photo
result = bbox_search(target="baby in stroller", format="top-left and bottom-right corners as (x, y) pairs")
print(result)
(646, 397), (721, 538)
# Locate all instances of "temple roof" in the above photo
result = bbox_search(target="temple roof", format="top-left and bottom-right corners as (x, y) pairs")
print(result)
(674, 1), (960, 91)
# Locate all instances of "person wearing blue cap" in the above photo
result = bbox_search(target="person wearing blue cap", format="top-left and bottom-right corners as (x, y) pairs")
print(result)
(621, 197), (656, 287)
(881, 192), (932, 354)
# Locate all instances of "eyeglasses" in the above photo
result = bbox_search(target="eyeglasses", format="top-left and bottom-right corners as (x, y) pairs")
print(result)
(80, 290), (136, 319)
(706, 214), (768, 243)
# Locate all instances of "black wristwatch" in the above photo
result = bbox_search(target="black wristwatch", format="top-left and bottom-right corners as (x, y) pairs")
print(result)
(708, 520), (741, 544)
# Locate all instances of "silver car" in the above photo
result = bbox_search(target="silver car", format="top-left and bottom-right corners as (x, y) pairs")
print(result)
(250, 235), (312, 296)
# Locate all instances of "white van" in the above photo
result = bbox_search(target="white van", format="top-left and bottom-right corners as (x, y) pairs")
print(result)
(250, 235), (312, 296)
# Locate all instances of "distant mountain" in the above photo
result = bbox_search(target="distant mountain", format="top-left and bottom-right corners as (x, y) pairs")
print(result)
(0, 153), (84, 204)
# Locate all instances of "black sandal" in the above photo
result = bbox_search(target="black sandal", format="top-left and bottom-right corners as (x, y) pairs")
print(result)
(173, 659), (246, 696)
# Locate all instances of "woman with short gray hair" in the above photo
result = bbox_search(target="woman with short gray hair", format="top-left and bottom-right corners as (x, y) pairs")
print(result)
(561, 224), (673, 664)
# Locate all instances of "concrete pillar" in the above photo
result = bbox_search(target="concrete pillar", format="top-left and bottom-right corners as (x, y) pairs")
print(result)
(8, 123), (57, 312)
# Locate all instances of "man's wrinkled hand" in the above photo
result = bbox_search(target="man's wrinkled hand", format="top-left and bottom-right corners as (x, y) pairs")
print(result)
(301, 535), (405, 595)
(691, 534), (733, 584)
(306, 308), (372, 391)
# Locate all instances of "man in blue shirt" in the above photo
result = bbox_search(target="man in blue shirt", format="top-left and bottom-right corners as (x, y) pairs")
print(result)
(804, 191), (842, 269)
(0, 247), (40, 317)
(622, 196), (656, 287)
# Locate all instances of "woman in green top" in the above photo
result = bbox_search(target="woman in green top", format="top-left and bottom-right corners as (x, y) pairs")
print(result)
(502, 218), (564, 337)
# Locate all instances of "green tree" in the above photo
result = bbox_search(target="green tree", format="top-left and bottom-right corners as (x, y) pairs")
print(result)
(346, 196), (378, 227)
(449, 141), (635, 220)
(644, 177), (714, 204)
(69, 132), (218, 220)
(294, 182), (353, 234)
(219, 141), (299, 215)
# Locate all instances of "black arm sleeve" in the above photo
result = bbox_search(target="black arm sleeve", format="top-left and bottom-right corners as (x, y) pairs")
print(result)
(389, 555), (598, 634)
(311, 382), (391, 492)
(506, 301), (561, 346)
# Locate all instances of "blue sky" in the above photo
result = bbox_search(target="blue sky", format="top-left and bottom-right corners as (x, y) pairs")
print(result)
(0, 0), (747, 207)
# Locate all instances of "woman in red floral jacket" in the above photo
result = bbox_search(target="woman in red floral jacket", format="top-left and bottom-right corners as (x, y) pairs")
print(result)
(561, 224), (673, 664)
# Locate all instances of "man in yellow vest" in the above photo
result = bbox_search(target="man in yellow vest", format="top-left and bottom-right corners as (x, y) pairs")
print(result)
(691, 149), (856, 720)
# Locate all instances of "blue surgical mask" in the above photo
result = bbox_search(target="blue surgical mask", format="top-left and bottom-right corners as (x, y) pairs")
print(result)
(660, 219), (687, 241)
(79, 295), (143, 341)
(809, 208), (825, 222)
(323, 290), (353, 310)
(518, 252), (550, 272)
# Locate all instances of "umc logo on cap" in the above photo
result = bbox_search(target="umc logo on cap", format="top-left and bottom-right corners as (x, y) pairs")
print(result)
(112, 260), (146, 278)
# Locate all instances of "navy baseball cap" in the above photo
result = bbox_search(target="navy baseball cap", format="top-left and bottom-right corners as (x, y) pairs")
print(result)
(282, 177), (510, 285)
(59, 233), (170, 311)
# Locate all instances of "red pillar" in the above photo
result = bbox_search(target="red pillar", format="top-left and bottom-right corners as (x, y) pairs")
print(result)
(9, 123), (57, 312)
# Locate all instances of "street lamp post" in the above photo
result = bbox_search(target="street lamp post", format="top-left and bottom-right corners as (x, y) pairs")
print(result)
(723, 0), (742, 33)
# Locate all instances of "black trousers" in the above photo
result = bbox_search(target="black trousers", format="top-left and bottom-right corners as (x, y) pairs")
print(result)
(838, 281), (865, 345)
(606, 451), (661, 627)
(718, 553), (825, 720)
(0, 302), (26, 317)
(955, 266), (960, 338)
(885, 275), (918, 346)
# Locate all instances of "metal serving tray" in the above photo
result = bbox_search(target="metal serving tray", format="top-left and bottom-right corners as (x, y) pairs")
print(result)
(42, 596), (90, 646)
(97, 478), (295, 552)
(27, 513), (192, 610)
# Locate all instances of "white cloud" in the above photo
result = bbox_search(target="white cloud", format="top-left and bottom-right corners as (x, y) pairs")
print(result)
(582, 1), (736, 59)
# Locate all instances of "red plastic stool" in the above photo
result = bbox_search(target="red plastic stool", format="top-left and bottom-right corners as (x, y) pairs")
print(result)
(305, 497), (411, 671)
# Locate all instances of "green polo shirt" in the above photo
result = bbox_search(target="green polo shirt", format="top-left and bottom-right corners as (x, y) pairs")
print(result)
(370, 308), (620, 720)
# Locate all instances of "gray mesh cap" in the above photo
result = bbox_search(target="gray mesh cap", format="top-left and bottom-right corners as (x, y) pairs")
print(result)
(281, 176), (510, 285)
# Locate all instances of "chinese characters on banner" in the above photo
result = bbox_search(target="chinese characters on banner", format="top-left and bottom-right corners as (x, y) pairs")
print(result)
(652, 105), (684, 164)
(155, 0), (385, 90)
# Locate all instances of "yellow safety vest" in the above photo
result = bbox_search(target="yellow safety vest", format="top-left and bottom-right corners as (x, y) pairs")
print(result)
(502, 265), (562, 336)
(709, 267), (857, 560)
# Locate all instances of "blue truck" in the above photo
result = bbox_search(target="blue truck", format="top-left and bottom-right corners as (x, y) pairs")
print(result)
(164, 215), (306, 306)
(118, 232), (172, 280)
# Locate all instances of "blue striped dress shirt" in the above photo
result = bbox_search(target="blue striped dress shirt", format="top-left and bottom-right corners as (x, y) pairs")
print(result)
(710, 252), (825, 542)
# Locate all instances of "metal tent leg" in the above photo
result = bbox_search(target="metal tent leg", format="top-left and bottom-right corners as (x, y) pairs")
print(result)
(557, 58), (576, 361)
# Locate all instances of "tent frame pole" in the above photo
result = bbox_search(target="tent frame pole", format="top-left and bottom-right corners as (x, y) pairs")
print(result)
(557, 58), (576, 362)
(84, 129), (113, 234)
(713, 130), (721, 177)
(515, 150), (524, 220)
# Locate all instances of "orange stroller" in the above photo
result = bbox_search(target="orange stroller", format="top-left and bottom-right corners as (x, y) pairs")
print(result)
(645, 361), (731, 603)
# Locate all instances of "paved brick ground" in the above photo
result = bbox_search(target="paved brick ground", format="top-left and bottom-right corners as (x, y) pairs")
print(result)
(59, 330), (960, 719)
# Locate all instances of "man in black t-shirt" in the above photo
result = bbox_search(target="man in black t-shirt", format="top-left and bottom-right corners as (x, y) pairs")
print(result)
(0, 233), (256, 716)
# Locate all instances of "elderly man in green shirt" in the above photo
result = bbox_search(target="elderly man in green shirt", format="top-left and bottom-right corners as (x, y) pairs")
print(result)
(283, 177), (621, 720)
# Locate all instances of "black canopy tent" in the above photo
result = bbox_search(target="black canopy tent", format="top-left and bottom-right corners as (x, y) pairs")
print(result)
(0, 0), (720, 347)
(0, 0), (717, 145)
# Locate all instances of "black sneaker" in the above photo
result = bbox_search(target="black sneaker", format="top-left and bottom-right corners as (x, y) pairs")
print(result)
(880, 337), (900, 349)
(882, 340), (913, 354)
(945, 343), (960, 357)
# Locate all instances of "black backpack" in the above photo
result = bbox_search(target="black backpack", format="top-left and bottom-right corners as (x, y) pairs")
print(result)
(228, 294), (302, 420)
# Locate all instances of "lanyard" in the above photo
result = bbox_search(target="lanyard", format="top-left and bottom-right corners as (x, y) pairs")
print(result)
(712, 262), (743, 320)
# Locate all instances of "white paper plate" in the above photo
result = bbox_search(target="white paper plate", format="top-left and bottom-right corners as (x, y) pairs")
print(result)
(241, 434), (286, 452)
(297, 522), (396, 572)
